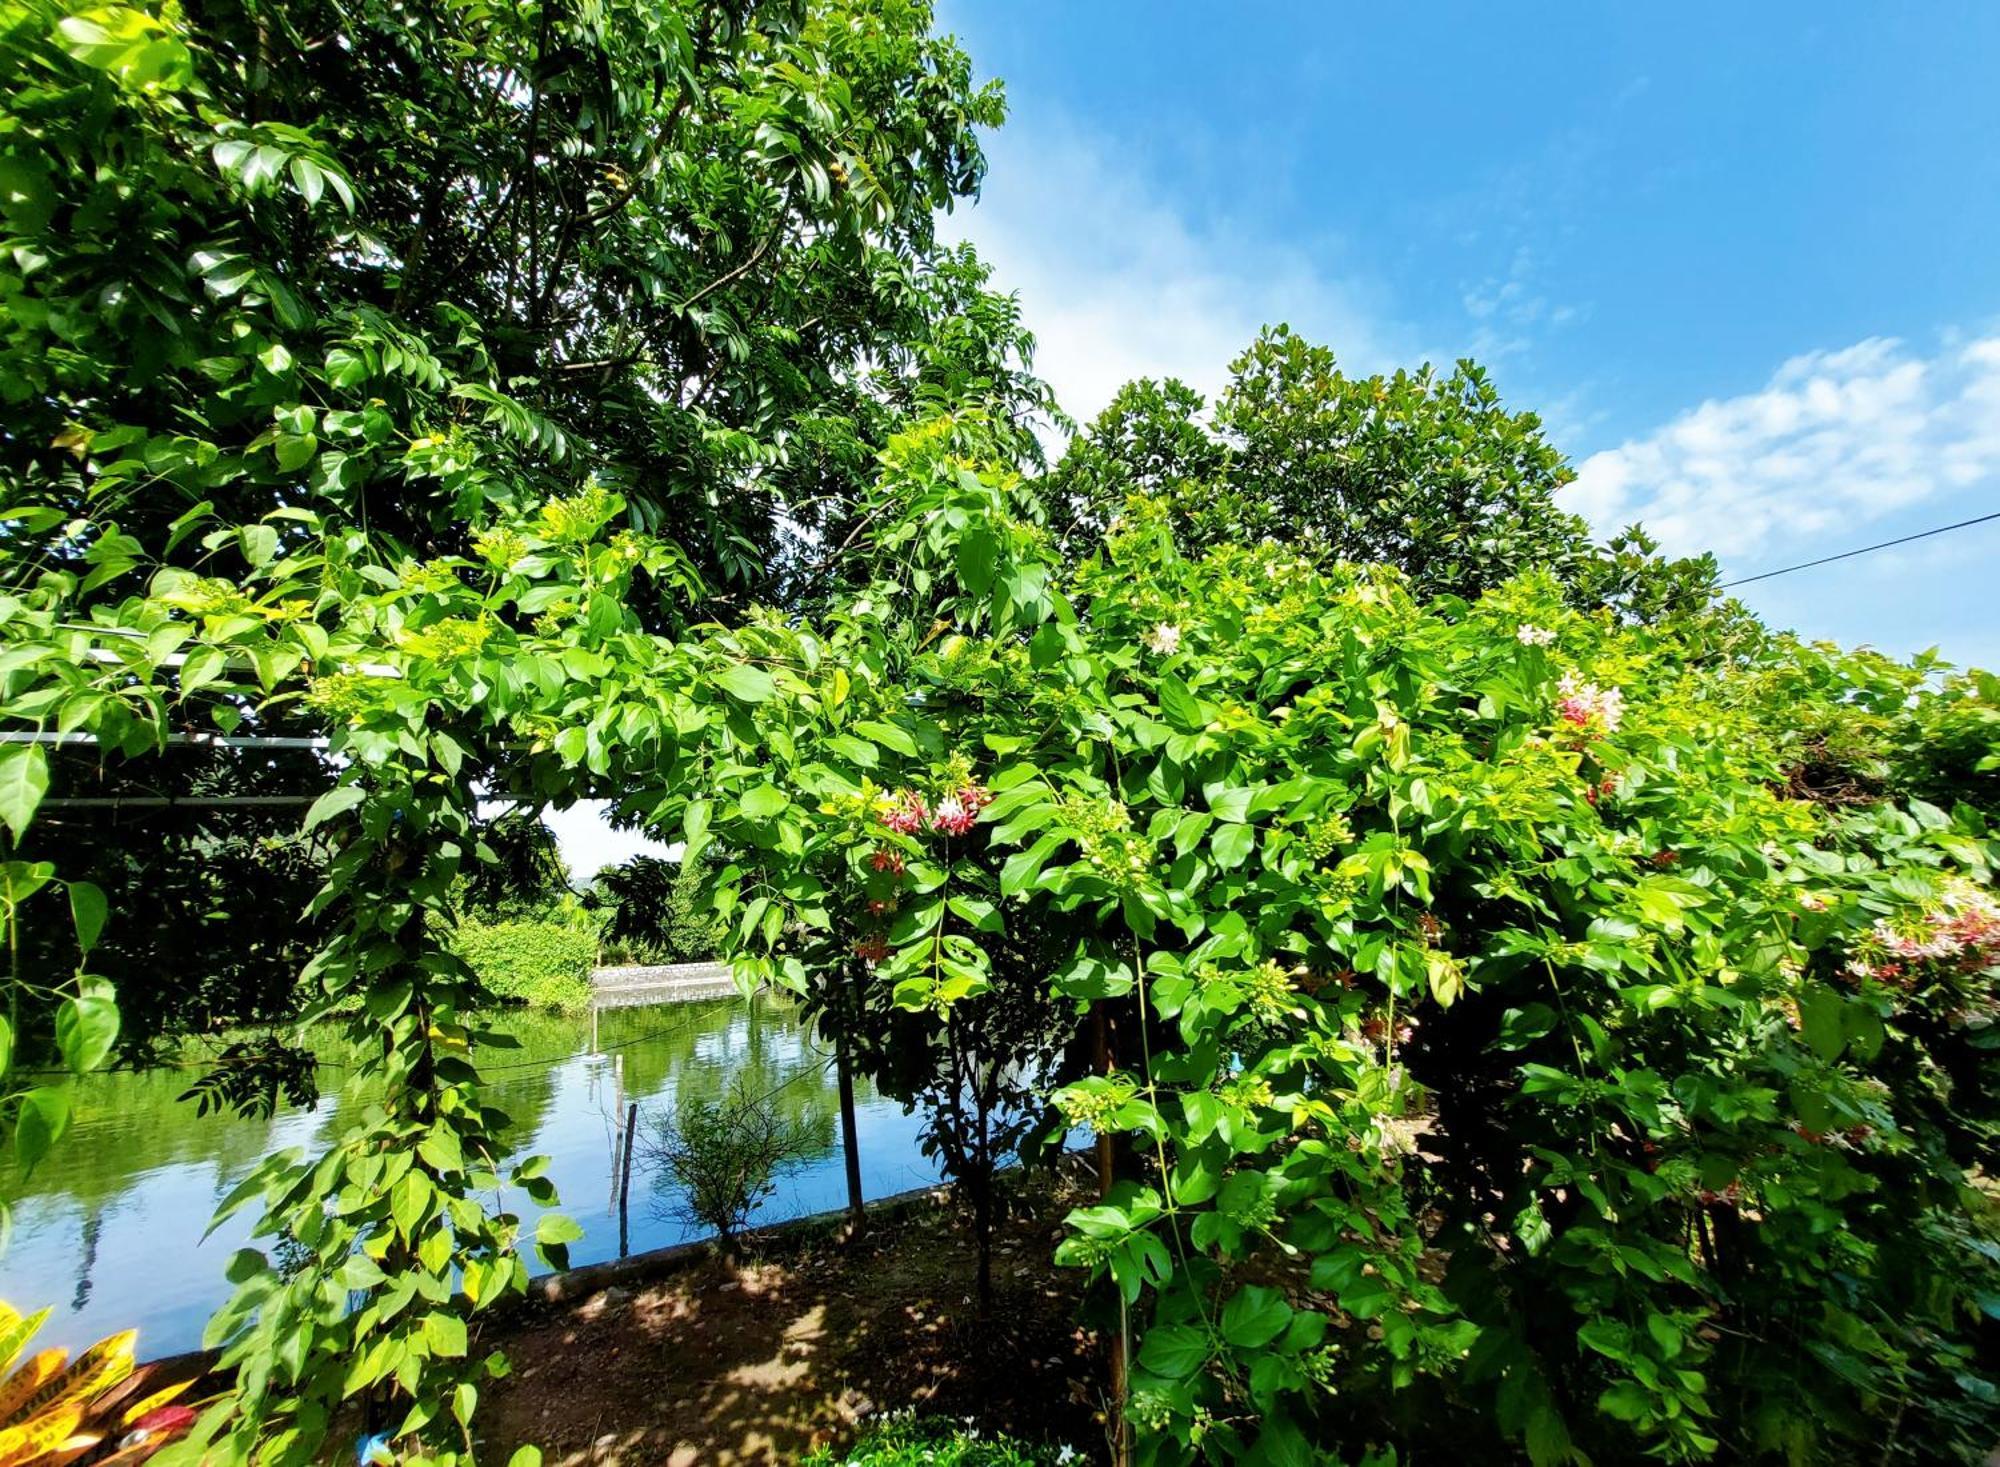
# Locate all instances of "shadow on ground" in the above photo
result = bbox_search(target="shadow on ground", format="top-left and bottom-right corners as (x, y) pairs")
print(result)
(477, 1187), (1108, 1465)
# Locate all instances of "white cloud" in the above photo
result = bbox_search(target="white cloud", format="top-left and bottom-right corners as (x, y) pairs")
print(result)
(1458, 245), (1582, 363)
(1566, 335), (2000, 560)
(941, 117), (1408, 424)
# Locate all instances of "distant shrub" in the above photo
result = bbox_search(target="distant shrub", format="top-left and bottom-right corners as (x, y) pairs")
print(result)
(452, 918), (596, 1012)
(802, 1413), (1075, 1466)
(643, 1078), (820, 1245)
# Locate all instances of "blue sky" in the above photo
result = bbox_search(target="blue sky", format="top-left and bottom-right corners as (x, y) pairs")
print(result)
(936, 1), (2000, 669)
(557, 6), (2000, 878)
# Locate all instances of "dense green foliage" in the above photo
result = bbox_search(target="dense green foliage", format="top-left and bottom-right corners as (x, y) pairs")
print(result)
(17, 744), (330, 1055)
(801, 1412), (1080, 1467)
(0, 0), (1025, 1460)
(451, 918), (595, 1013)
(0, 0), (1045, 597)
(1049, 327), (1719, 620)
(697, 431), (2000, 1466)
(0, 1), (1994, 1465)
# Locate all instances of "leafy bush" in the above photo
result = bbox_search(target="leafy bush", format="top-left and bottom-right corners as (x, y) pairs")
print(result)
(801, 1413), (1077, 1467)
(452, 918), (596, 1013)
(702, 432), (2000, 1467)
(643, 1078), (822, 1244)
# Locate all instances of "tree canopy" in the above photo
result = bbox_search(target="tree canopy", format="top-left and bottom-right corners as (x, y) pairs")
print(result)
(0, 4), (1995, 1467)
(1048, 326), (1719, 620)
(0, 0), (1049, 599)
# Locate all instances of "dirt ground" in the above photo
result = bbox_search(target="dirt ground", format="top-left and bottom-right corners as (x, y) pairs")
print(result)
(476, 1184), (1110, 1466)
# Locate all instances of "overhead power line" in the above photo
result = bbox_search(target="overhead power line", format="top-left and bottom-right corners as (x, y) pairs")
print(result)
(1718, 510), (2000, 589)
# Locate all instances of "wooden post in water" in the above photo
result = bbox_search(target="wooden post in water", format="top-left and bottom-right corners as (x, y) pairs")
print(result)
(617, 1101), (638, 1259)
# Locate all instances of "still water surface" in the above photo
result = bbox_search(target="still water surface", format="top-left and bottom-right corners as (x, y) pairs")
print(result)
(0, 996), (937, 1358)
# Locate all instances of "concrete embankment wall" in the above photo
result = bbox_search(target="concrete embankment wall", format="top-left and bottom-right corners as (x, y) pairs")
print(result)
(588, 960), (737, 1006)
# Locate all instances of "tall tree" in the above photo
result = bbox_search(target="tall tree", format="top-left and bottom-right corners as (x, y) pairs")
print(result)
(1047, 325), (1718, 616)
(0, 0), (1048, 600)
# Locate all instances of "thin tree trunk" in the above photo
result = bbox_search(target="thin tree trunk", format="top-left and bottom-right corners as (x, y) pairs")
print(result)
(973, 1173), (993, 1312)
(972, 1073), (994, 1314)
(1094, 1003), (1130, 1467)
(835, 1029), (865, 1231)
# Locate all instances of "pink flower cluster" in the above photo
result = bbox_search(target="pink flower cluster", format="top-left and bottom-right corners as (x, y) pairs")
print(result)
(930, 785), (992, 836)
(1556, 671), (1625, 732)
(1840, 878), (2000, 998)
(1869, 878), (2000, 968)
(880, 784), (991, 838)
(880, 790), (929, 834)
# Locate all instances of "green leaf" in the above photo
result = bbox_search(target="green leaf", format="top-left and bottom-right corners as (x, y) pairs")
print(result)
(54, 992), (119, 1074)
(0, 861), (53, 907)
(422, 1312), (468, 1358)
(827, 734), (879, 768)
(418, 1126), (465, 1174)
(1844, 1001), (1886, 1062)
(715, 664), (775, 703)
(14, 1086), (72, 1174)
(1221, 1284), (1293, 1349)
(1137, 1323), (1209, 1379)
(740, 785), (790, 820)
(853, 719), (917, 756)
(507, 1449), (544, 1467)
(240, 523), (279, 567)
(1207, 785), (1253, 823)
(390, 1171), (432, 1236)
(274, 432), (318, 472)
(339, 1253), (386, 1289)
(1800, 985), (1847, 1064)
(67, 881), (107, 955)
(1157, 673), (1203, 730)
(535, 1212), (584, 1247)
(1577, 1318), (1633, 1363)
(955, 528), (999, 597)
(178, 645), (227, 697)
(947, 894), (1002, 932)
(303, 783), (365, 833)
(1000, 833), (1065, 896)
(0, 743), (48, 843)
(1211, 822), (1256, 870)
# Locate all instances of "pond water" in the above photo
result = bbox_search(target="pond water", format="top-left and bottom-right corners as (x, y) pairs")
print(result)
(0, 996), (940, 1359)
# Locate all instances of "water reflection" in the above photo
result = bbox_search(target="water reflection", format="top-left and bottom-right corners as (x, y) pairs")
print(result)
(0, 996), (937, 1357)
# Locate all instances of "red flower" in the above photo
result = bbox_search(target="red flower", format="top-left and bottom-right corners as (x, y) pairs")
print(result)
(880, 790), (929, 835)
(929, 783), (991, 836)
(869, 847), (906, 876)
(852, 936), (891, 964)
